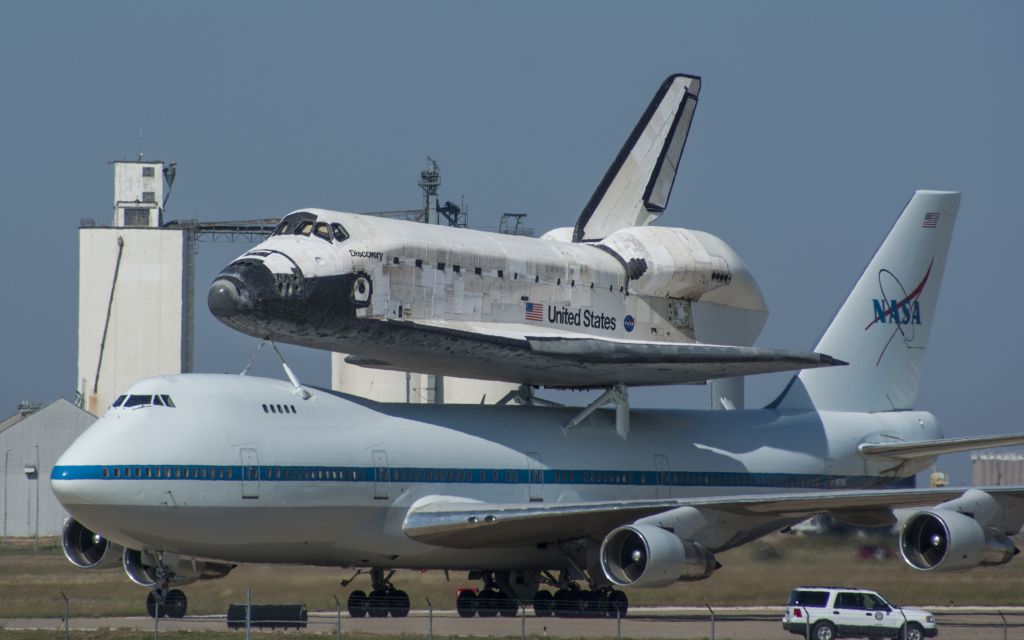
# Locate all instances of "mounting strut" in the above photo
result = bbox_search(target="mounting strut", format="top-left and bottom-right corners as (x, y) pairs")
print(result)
(563, 383), (630, 440)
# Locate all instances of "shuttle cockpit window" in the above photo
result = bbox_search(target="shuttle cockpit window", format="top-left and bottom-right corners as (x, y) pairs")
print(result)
(314, 222), (332, 241)
(271, 211), (318, 238)
(271, 219), (291, 236)
(270, 212), (345, 245)
(331, 223), (349, 242)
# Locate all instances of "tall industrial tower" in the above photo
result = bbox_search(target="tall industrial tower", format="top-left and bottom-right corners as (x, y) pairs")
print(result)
(77, 159), (193, 414)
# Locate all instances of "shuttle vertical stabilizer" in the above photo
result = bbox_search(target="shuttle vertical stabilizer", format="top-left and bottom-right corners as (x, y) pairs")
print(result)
(573, 74), (700, 242)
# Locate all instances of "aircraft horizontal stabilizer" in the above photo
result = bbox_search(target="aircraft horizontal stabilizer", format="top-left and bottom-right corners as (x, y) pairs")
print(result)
(403, 487), (1023, 549)
(859, 433), (1024, 460)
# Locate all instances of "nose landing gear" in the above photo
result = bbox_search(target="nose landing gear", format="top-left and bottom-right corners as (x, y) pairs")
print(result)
(145, 568), (188, 619)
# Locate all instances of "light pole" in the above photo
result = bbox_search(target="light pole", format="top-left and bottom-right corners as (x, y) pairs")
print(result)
(2, 447), (10, 545)
(34, 444), (40, 551)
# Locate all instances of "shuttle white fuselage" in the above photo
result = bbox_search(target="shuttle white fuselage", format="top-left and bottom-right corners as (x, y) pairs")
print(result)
(208, 211), (785, 387)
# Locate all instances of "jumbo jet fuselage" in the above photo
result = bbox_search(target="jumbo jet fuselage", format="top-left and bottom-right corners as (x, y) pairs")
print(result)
(51, 373), (937, 570)
(208, 210), (770, 386)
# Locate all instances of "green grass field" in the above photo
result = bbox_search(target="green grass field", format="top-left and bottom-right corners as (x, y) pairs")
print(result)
(2, 532), (1024, 620)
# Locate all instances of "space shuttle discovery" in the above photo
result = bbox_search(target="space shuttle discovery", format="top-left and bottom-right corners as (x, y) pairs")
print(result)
(208, 75), (840, 388)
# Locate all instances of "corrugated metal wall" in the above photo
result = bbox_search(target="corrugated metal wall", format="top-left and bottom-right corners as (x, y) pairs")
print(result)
(972, 453), (1024, 486)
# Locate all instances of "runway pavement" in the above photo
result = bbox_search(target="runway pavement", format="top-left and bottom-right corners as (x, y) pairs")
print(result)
(4, 606), (1024, 639)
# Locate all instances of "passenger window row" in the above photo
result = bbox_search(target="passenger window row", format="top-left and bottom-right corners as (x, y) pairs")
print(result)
(265, 467), (362, 481)
(391, 468), (478, 483)
(102, 466), (233, 480)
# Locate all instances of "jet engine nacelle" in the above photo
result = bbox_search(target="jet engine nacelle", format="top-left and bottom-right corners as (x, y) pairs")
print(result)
(123, 548), (235, 587)
(61, 518), (123, 569)
(599, 524), (716, 588)
(899, 508), (1017, 572)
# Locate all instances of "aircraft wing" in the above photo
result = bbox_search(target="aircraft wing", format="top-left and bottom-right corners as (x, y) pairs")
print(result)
(403, 487), (1024, 549)
(344, 319), (842, 388)
(859, 434), (1024, 460)
(574, 74), (701, 242)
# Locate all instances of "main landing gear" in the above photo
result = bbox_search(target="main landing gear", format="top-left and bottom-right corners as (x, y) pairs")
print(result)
(346, 568), (410, 618)
(534, 586), (627, 618)
(454, 572), (628, 619)
(455, 574), (518, 618)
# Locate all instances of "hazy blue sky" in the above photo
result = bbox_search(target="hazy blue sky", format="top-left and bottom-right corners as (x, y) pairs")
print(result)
(1, 2), (1020, 483)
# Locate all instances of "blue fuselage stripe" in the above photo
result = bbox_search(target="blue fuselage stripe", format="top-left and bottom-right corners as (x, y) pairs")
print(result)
(51, 465), (889, 490)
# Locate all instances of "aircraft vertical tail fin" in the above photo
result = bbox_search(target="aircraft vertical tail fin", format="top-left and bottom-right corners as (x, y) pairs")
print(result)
(772, 190), (961, 412)
(573, 74), (700, 243)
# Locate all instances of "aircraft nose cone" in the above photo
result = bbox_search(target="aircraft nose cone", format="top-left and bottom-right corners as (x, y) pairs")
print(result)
(208, 277), (249, 319)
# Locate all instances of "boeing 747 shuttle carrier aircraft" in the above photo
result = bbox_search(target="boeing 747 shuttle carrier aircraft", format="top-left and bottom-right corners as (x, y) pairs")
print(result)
(55, 191), (1024, 624)
(207, 75), (839, 391)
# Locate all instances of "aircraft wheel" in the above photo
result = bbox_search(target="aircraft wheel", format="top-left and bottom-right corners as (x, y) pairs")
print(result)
(367, 589), (389, 618)
(496, 591), (517, 617)
(583, 590), (608, 618)
(347, 590), (368, 618)
(456, 589), (477, 618)
(533, 590), (553, 617)
(607, 590), (628, 619)
(389, 590), (410, 618)
(145, 591), (161, 618)
(477, 589), (498, 618)
(165, 589), (187, 618)
(553, 588), (579, 618)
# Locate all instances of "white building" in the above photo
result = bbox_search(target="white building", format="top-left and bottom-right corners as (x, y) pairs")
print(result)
(331, 357), (518, 404)
(77, 160), (192, 415)
(0, 399), (95, 538)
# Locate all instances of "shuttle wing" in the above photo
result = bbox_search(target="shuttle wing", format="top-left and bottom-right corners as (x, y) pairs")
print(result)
(403, 487), (1024, 549)
(344, 319), (841, 388)
(574, 74), (701, 242)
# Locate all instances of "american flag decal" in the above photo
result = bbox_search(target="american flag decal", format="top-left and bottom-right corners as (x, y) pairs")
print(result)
(922, 212), (941, 228)
(525, 302), (544, 322)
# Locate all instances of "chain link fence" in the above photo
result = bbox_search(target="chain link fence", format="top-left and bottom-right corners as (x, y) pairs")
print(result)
(13, 591), (1024, 639)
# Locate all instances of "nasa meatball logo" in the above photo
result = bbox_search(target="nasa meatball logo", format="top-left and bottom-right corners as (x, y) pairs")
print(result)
(623, 315), (635, 332)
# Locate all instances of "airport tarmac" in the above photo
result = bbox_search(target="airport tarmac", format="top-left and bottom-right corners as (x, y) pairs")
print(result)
(4, 607), (1024, 639)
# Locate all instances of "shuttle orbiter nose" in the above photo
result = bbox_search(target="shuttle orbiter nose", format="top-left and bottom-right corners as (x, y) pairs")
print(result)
(208, 277), (248, 319)
(208, 258), (277, 322)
